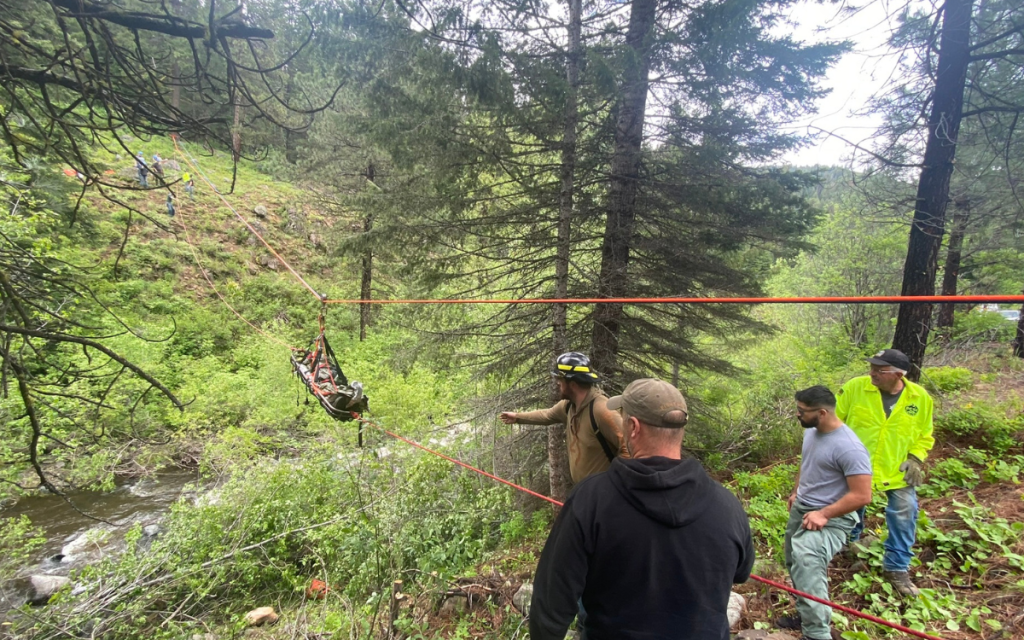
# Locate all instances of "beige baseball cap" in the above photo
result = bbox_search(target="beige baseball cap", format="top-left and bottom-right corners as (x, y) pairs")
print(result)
(606, 378), (688, 429)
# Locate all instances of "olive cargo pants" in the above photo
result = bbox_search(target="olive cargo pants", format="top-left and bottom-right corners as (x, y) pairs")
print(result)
(784, 501), (858, 640)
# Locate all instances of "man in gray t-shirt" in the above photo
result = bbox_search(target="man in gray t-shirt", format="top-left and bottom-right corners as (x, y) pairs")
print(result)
(778, 386), (872, 640)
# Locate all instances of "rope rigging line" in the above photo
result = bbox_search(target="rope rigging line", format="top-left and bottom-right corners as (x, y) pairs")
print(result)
(161, 140), (990, 639)
(171, 146), (298, 351)
(325, 294), (1024, 305)
(356, 416), (562, 507)
(171, 136), (323, 300)
(169, 138), (1023, 312)
(354, 413), (947, 640)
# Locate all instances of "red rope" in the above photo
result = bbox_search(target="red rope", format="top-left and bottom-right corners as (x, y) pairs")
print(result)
(749, 574), (945, 640)
(356, 416), (562, 507)
(357, 415), (946, 640)
(325, 294), (1024, 305)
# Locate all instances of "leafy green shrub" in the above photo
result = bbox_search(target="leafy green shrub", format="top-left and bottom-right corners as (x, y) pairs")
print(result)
(33, 449), (523, 639)
(0, 515), (45, 580)
(731, 463), (798, 560)
(499, 510), (550, 547)
(921, 367), (973, 394)
(918, 458), (979, 497)
(950, 310), (1016, 344)
(981, 458), (1021, 485)
(935, 403), (1022, 452)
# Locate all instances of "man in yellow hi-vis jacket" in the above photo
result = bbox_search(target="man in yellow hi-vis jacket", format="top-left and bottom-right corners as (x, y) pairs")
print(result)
(837, 349), (934, 597)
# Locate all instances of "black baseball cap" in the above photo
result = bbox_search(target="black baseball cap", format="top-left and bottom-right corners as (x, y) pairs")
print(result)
(866, 349), (911, 372)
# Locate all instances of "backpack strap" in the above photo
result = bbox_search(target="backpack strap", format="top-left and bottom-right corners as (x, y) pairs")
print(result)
(588, 400), (616, 462)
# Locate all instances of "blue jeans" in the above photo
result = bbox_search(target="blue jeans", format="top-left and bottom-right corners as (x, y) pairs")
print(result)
(850, 486), (918, 571)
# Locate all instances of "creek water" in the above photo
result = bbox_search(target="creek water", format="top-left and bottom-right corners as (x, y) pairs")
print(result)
(0, 470), (202, 616)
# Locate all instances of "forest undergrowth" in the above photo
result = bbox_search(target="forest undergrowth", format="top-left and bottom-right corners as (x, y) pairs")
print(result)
(1, 145), (1022, 640)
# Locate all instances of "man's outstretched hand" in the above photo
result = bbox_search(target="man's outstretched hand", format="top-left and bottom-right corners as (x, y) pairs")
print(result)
(500, 412), (517, 425)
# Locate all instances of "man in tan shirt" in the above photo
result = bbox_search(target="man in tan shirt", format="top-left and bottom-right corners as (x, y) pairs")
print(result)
(500, 352), (627, 483)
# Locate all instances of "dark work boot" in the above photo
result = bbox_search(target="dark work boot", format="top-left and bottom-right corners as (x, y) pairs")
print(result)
(775, 614), (802, 630)
(883, 570), (920, 597)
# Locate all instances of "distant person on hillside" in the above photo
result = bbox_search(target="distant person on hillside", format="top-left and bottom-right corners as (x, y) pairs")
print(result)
(500, 352), (626, 485)
(837, 349), (934, 596)
(529, 378), (754, 640)
(777, 386), (871, 640)
(182, 172), (195, 200)
(166, 191), (175, 217)
(151, 154), (164, 181)
(135, 152), (148, 187)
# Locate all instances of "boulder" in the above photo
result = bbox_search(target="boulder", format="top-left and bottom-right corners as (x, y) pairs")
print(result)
(727, 591), (746, 629)
(285, 209), (305, 234)
(512, 582), (533, 615)
(29, 575), (71, 604)
(61, 526), (112, 560)
(308, 233), (321, 247)
(253, 204), (268, 219)
(244, 606), (279, 626)
(143, 524), (161, 537)
(440, 596), (467, 614)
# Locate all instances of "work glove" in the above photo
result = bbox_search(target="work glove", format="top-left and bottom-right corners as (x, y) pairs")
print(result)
(899, 454), (924, 488)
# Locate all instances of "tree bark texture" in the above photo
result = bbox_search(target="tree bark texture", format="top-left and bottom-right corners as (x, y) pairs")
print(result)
(936, 198), (970, 328)
(232, 101), (243, 163)
(171, 59), (180, 111)
(892, 0), (975, 380)
(552, 0), (581, 360)
(50, 0), (275, 40)
(360, 213), (373, 342)
(546, 0), (583, 504)
(590, 0), (658, 387)
(284, 65), (305, 164)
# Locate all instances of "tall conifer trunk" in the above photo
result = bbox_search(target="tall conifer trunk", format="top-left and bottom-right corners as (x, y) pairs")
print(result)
(936, 198), (970, 328)
(232, 102), (242, 163)
(892, 0), (974, 378)
(360, 213), (373, 342)
(591, 0), (658, 387)
(547, 0), (583, 502)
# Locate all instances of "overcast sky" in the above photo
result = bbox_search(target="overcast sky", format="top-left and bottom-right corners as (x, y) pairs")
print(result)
(780, 0), (910, 168)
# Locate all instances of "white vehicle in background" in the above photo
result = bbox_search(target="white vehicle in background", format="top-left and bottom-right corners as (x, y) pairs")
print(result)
(998, 309), (1020, 323)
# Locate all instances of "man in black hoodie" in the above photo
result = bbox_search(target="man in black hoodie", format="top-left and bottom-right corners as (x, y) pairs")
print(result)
(529, 378), (755, 640)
